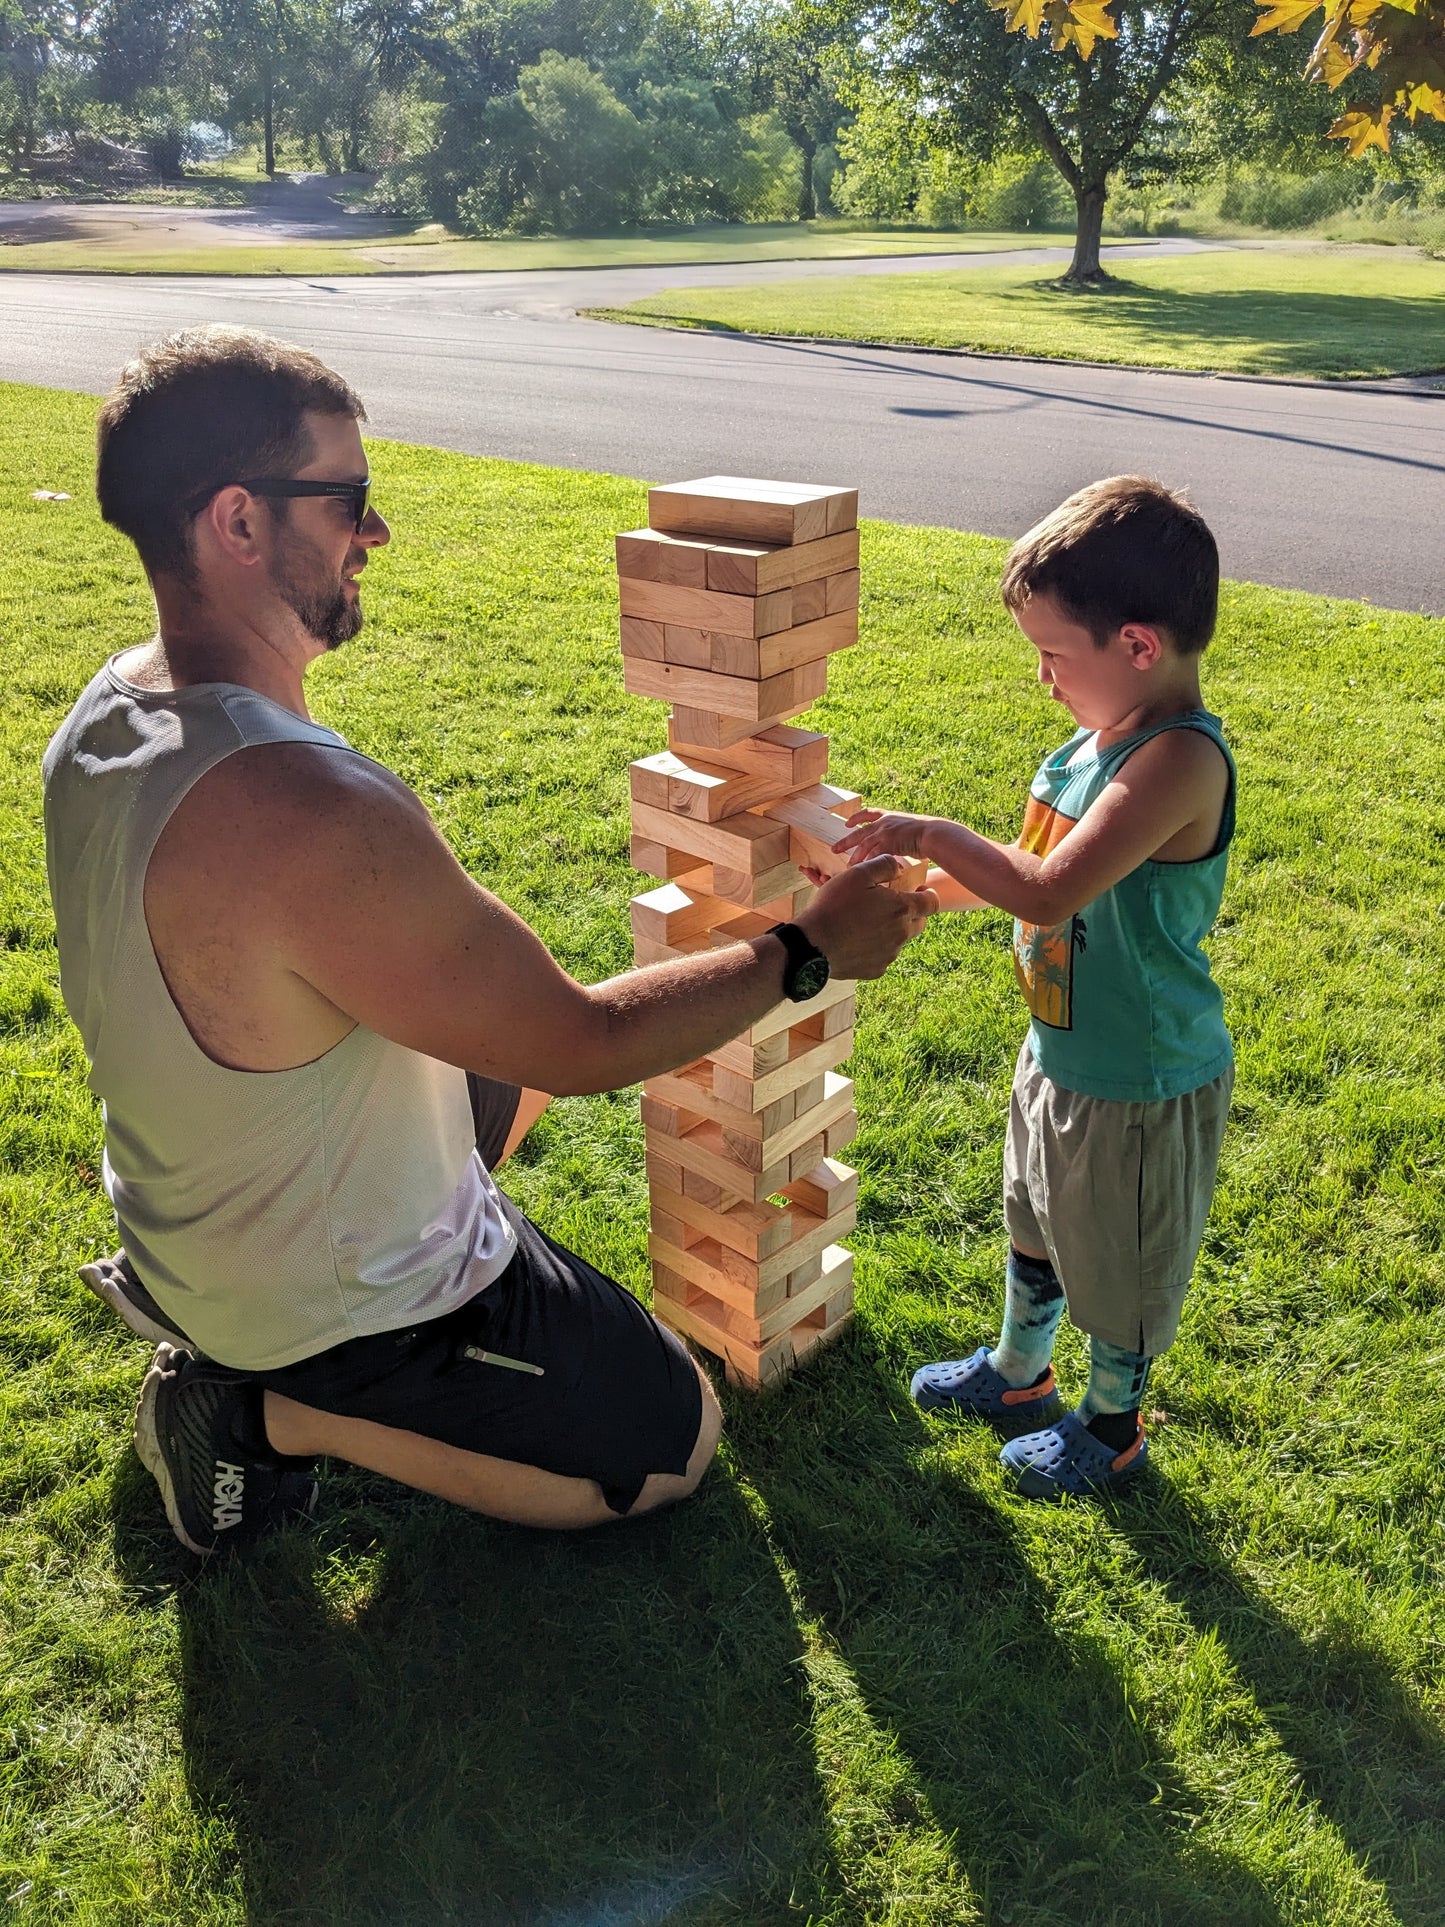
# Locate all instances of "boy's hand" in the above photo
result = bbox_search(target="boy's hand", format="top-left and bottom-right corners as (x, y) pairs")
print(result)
(835, 809), (937, 865)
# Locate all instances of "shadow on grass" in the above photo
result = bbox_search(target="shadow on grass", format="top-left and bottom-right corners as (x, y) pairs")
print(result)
(1112, 1489), (1445, 1927)
(729, 1340), (1293, 1927)
(112, 1453), (841, 1927)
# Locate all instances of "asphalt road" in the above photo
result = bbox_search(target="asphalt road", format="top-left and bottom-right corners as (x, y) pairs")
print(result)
(2, 249), (1441, 614)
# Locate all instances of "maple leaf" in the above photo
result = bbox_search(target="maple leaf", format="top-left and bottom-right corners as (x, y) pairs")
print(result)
(1311, 34), (1363, 83)
(1404, 77), (1445, 114)
(1328, 101), (1395, 148)
(987, 0), (1050, 35)
(1047, 0), (1120, 55)
(1251, 0), (1325, 34)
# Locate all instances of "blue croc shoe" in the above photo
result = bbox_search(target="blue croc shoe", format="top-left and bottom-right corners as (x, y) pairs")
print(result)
(999, 1408), (1149, 1500)
(910, 1346), (1064, 1428)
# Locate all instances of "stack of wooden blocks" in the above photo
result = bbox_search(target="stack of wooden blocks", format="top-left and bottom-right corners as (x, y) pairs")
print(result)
(616, 475), (899, 1389)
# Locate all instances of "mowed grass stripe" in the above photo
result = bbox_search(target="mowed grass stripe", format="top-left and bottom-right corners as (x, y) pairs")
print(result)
(590, 245), (1445, 380)
(2, 378), (1443, 1924)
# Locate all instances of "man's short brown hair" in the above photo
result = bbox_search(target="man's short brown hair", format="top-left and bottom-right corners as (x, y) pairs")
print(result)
(96, 325), (365, 581)
(1000, 476), (1219, 654)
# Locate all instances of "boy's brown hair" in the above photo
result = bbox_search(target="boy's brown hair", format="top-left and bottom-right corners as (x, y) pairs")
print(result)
(96, 324), (365, 582)
(1001, 476), (1219, 654)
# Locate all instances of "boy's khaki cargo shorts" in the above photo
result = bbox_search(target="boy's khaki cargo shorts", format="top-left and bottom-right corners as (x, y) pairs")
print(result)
(1002, 1041), (1233, 1355)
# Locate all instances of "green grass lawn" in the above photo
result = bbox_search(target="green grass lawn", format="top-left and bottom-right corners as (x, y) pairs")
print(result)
(589, 245), (1445, 379)
(3, 380), (1445, 1925)
(0, 220), (1092, 279)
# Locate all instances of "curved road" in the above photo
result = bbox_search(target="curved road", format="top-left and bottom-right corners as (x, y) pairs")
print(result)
(1, 246), (1441, 613)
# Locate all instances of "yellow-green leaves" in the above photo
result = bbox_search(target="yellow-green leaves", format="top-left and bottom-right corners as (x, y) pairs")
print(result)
(1249, 0), (1445, 149)
(984, 0), (1120, 57)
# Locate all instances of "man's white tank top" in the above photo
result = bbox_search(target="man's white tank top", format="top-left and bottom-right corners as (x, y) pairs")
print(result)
(42, 657), (517, 1371)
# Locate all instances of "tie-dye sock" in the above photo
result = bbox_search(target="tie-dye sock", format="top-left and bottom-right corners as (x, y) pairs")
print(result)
(988, 1247), (1066, 1388)
(1079, 1337), (1153, 1450)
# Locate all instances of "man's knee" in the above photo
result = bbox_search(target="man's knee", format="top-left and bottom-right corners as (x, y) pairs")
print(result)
(628, 1360), (722, 1517)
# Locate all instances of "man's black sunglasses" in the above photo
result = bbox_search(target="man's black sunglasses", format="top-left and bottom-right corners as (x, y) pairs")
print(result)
(227, 476), (372, 532)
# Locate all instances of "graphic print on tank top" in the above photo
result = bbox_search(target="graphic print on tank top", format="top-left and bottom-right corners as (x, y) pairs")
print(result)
(1012, 795), (1085, 1030)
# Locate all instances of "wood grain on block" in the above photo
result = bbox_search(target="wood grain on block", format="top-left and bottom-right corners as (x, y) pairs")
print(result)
(648, 1286), (789, 1387)
(629, 834), (706, 881)
(727, 611), (858, 681)
(630, 798), (790, 876)
(705, 908), (775, 948)
(794, 994), (856, 1043)
(704, 528), (860, 596)
(670, 748), (809, 822)
(708, 857), (807, 909)
(618, 615), (667, 661)
(717, 1073), (854, 1168)
(786, 1136), (826, 1181)
(618, 576), (794, 638)
(665, 1116), (790, 1204)
(644, 1063), (796, 1141)
(746, 972), (856, 1045)
(826, 569), (861, 614)
(648, 1178), (794, 1262)
(819, 1279), (855, 1329)
(629, 882), (737, 946)
(783, 1158), (859, 1219)
(660, 1240), (854, 1347)
(791, 1074), (827, 1113)
(641, 1093), (709, 1138)
(668, 706), (792, 750)
(761, 786), (863, 875)
(614, 528), (710, 586)
(824, 1109), (859, 1158)
(648, 477), (858, 547)
(713, 1027), (854, 1110)
(667, 720), (829, 789)
(791, 577), (827, 625)
(624, 655), (828, 723)
(714, 1202), (855, 1300)
(648, 1232), (791, 1318)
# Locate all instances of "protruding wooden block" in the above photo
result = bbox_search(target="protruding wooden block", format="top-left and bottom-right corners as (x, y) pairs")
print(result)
(824, 1110), (859, 1158)
(712, 1027), (854, 1111)
(783, 1158), (858, 1219)
(761, 785), (863, 876)
(630, 798), (791, 877)
(786, 1136), (826, 1181)
(630, 834), (707, 882)
(708, 858), (808, 909)
(623, 655), (828, 723)
(648, 477), (858, 547)
(615, 528), (711, 586)
(641, 1093), (709, 1138)
(705, 529), (860, 596)
(619, 576), (795, 637)
(629, 882), (736, 947)
(667, 721), (829, 789)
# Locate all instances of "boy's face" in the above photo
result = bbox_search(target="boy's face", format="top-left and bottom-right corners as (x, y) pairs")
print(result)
(1013, 592), (1162, 732)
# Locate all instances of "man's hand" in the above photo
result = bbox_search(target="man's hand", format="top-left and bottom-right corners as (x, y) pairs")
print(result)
(835, 808), (939, 866)
(793, 854), (937, 978)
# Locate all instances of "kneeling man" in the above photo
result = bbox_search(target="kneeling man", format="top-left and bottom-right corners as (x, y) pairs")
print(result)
(43, 326), (930, 1554)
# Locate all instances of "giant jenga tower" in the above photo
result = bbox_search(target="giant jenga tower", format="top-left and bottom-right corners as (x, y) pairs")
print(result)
(616, 476), (908, 1390)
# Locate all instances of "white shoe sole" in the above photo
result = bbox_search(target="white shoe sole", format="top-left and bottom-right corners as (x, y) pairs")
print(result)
(80, 1258), (193, 1350)
(132, 1343), (209, 1556)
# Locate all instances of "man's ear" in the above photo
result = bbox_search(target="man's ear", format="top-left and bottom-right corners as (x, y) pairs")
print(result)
(194, 486), (268, 571)
(1118, 621), (1165, 670)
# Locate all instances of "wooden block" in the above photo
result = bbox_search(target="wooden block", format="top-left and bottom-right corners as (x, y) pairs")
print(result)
(666, 1117), (791, 1204)
(651, 1207), (694, 1249)
(615, 528), (710, 586)
(629, 751), (685, 809)
(705, 529), (860, 596)
(783, 1157), (859, 1219)
(649, 1231), (792, 1317)
(668, 1239), (854, 1347)
(641, 1093), (709, 1138)
(786, 1136), (826, 1181)
(618, 615), (667, 661)
(791, 577), (827, 625)
(707, 908), (775, 948)
(720, 1074), (855, 1168)
(744, 975), (856, 1046)
(650, 1286), (793, 1386)
(631, 931), (712, 967)
(630, 833), (703, 881)
(889, 857), (931, 894)
(761, 790), (861, 876)
(623, 655), (828, 723)
(826, 569), (861, 615)
(725, 612), (858, 681)
(629, 882), (736, 946)
(715, 1203), (856, 1301)
(818, 1278), (855, 1328)
(618, 576), (794, 637)
(791, 1074), (828, 1113)
(648, 477), (858, 547)
(681, 1167), (727, 1206)
(668, 720), (829, 789)
(785, 1250), (824, 1295)
(709, 858), (808, 909)
(648, 1178), (794, 1262)
(708, 1029), (792, 1081)
(662, 625), (715, 670)
(669, 707), (797, 750)
(795, 995), (856, 1043)
(824, 1110), (859, 1157)
(631, 798), (790, 876)
(665, 750), (805, 823)
(713, 1028), (854, 1111)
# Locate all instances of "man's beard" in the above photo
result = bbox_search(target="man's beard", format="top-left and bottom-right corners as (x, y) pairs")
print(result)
(271, 547), (364, 649)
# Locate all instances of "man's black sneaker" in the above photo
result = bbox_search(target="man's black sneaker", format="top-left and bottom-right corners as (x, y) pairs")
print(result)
(80, 1249), (197, 1352)
(133, 1342), (318, 1555)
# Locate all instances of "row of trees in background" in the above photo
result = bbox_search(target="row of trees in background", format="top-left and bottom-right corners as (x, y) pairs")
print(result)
(1, 0), (1442, 254)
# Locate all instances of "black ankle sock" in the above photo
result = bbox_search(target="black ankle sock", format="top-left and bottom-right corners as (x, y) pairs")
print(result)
(1085, 1408), (1139, 1452)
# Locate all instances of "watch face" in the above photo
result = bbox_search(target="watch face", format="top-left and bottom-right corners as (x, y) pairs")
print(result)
(792, 955), (830, 1001)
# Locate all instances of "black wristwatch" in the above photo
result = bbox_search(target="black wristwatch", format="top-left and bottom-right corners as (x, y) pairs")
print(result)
(767, 921), (831, 1003)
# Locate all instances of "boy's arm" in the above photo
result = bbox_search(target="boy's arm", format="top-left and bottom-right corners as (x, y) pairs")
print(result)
(837, 731), (1228, 925)
(924, 867), (990, 911)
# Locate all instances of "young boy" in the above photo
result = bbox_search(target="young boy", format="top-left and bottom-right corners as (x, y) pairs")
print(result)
(837, 476), (1235, 1499)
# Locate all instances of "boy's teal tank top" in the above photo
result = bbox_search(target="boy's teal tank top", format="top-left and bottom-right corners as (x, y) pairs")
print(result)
(1012, 708), (1235, 1103)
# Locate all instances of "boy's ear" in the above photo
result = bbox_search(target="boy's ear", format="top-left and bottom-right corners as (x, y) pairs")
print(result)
(1118, 621), (1165, 670)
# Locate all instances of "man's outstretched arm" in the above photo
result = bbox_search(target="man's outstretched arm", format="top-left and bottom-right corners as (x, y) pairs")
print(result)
(268, 748), (933, 1095)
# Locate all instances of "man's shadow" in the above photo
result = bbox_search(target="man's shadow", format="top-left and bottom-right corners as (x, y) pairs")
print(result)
(111, 1453), (843, 1927)
(1111, 1485), (1445, 1927)
(728, 1334), (1297, 1927)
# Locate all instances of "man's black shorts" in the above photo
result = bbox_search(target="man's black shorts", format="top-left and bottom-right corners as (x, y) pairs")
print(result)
(249, 1075), (703, 1515)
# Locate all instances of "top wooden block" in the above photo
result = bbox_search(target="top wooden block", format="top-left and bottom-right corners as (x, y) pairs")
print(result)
(648, 477), (858, 548)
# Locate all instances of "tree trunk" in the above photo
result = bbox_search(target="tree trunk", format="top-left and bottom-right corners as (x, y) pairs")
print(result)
(797, 133), (817, 222)
(263, 67), (276, 177)
(1065, 181), (1108, 284)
